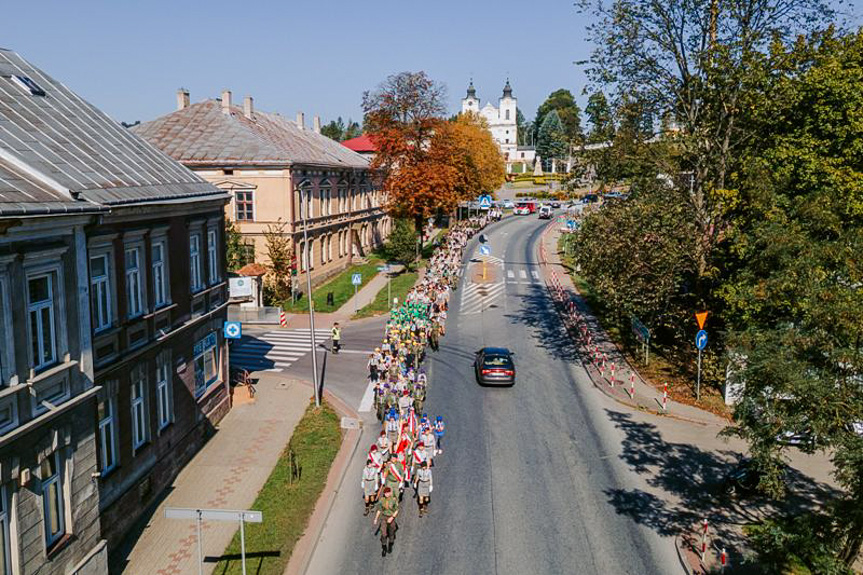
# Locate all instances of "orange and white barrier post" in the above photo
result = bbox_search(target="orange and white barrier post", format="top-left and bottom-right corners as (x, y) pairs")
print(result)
(662, 382), (668, 412)
(610, 362), (616, 386)
(720, 548), (727, 571)
(279, 310), (287, 327)
(629, 373), (635, 398)
(700, 518), (708, 562)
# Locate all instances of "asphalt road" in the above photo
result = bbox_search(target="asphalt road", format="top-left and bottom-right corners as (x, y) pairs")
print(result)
(305, 214), (678, 575)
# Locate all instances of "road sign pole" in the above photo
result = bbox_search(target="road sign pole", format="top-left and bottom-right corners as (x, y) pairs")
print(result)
(196, 510), (204, 575)
(387, 272), (391, 310)
(696, 347), (702, 401)
(240, 516), (247, 575)
(354, 283), (358, 312)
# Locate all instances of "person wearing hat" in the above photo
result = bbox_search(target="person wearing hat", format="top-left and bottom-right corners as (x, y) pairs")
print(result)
(397, 388), (413, 416)
(373, 486), (400, 556)
(413, 381), (426, 415)
(433, 416), (446, 455)
(361, 457), (380, 516)
(414, 461), (433, 517)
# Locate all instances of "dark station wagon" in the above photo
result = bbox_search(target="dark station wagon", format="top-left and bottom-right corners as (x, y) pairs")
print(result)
(474, 347), (516, 386)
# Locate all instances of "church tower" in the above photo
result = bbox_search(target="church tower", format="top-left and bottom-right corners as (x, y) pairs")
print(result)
(499, 79), (516, 126)
(461, 79), (479, 115)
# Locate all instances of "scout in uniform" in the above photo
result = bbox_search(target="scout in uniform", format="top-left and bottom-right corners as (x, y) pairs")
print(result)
(373, 486), (400, 556)
(361, 458), (380, 515)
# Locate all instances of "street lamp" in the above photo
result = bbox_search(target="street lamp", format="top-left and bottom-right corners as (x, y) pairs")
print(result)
(300, 188), (321, 407)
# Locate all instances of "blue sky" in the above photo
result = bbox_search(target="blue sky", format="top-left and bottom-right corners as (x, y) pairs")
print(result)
(4, 0), (862, 127)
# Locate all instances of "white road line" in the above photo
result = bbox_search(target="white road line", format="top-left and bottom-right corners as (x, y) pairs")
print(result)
(531, 270), (540, 280)
(333, 349), (376, 355)
(519, 270), (527, 279)
(507, 270), (514, 278)
(358, 379), (376, 412)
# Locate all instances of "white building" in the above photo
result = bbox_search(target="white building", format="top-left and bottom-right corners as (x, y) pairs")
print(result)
(461, 80), (536, 172)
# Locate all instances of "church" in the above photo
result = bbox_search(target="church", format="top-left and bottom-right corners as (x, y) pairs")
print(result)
(461, 79), (536, 172)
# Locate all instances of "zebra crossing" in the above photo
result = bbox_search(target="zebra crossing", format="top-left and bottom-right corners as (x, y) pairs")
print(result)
(504, 267), (542, 284)
(229, 328), (331, 373)
(460, 282), (506, 315)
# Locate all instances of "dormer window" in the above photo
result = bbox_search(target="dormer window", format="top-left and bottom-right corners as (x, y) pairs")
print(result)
(12, 75), (45, 96)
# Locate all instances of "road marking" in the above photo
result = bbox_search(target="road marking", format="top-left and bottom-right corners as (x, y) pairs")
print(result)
(330, 349), (376, 355)
(531, 270), (540, 280)
(519, 270), (527, 279)
(507, 269), (514, 279)
(359, 379), (376, 412)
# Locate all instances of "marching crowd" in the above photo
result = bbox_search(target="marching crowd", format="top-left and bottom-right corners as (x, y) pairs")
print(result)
(362, 216), (488, 557)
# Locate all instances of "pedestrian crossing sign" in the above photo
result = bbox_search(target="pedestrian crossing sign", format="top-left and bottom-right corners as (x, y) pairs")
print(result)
(223, 321), (242, 340)
(352, 273), (362, 285)
(479, 245), (491, 256)
(478, 195), (493, 209)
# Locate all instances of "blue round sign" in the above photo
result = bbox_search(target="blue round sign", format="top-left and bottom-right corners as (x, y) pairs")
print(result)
(695, 329), (708, 350)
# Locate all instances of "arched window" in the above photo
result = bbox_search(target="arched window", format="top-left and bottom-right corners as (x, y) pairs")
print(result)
(505, 109), (510, 120)
(299, 241), (305, 271)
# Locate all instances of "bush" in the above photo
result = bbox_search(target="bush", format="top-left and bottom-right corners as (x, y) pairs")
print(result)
(384, 219), (419, 269)
(745, 514), (852, 575)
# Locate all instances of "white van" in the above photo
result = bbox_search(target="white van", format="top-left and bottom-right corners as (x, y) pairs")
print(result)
(538, 205), (553, 219)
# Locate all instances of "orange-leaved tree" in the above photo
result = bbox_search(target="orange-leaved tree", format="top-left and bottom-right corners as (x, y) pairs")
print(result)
(447, 112), (505, 200)
(363, 72), (462, 255)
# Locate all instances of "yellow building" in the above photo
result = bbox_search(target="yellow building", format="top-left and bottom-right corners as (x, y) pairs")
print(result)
(134, 89), (391, 288)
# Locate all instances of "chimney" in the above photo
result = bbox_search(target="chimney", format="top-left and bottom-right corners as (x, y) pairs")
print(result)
(243, 95), (254, 119)
(296, 111), (305, 130)
(221, 90), (232, 115)
(313, 115), (321, 134)
(177, 88), (190, 111)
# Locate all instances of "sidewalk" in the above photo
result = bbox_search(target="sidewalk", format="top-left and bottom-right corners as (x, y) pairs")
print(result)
(538, 220), (726, 427)
(115, 374), (313, 575)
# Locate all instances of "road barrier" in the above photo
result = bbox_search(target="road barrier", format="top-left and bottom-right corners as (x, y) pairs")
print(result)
(629, 373), (635, 398)
(663, 382), (669, 412)
(279, 310), (287, 327)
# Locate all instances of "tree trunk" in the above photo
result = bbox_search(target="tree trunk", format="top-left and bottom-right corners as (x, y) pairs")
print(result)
(414, 213), (424, 262)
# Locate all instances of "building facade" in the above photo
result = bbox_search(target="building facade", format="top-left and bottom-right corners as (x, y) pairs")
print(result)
(0, 48), (230, 573)
(461, 80), (536, 171)
(134, 91), (391, 290)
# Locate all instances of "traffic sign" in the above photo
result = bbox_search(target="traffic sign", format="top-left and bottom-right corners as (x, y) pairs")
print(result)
(351, 273), (362, 286)
(696, 329), (708, 350)
(223, 321), (242, 340)
(478, 195), (493, 210)
(479, 245), (491, 256)
(695, 311), (709, 329)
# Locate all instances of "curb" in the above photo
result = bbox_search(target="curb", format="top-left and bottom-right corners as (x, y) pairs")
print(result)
(536, 220), (720, 428)
(675, 532), (698, 575)
(284, 386), (363, 575)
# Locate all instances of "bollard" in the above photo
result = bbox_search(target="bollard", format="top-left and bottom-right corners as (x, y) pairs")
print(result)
(629, 373), (635, 399)
(610, 362), (616, 386)
(662, 382), (668, 412)
(701, 540), (707, 562)
(279, 310), (287, 327)
(700, 518), (709, 562)
(721, 547), (727, 570)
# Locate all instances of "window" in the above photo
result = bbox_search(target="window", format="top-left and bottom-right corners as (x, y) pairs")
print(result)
(90, 254), (112, 331)
(156, 353), (172, 430)
(328, 235), (333, 261)
(28, 274), (56, 370)
(12, 75), (45, 96)
(0, 397), (17, 435)
(152, 241), (168, 308)
(97, 395), (117, 473)
(0, 485), (10, 575)
(298, 241), (306, 272)
(321, 237), (326, 265)
(41, 451), (65, 548)
(207, 229), (220, 284)
(308, 239), (315, 270)
(505, 109), (510, 120)
(131, 365), (148, 451)
(189, 233), (202, 292)
(235, 190), (254, 221)
(125, 247), (143, 318)
(194, 333), (219, 398)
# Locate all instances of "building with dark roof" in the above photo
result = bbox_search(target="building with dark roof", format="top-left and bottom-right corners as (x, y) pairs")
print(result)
(0, 48), (231, 573)
(134, 90), (391, 290)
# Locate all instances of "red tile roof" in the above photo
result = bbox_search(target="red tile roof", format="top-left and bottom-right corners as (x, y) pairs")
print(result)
(341, 134), (376, 153)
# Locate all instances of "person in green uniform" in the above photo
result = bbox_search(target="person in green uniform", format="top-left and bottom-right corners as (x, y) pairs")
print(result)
(373, 486), (400, 556)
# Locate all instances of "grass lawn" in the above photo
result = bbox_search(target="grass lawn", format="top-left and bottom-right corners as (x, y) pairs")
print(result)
(213, 400), (342, 575)
(283, 257), (382, 313)
(353, 270), (419, 319)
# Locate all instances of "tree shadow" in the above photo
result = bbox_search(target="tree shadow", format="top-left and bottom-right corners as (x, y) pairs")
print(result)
(603, 409), (840, 569)
(505, 285), (588, 364)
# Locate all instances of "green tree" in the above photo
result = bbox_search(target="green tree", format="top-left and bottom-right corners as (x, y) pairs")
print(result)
(535, 89), (582, 143)
(225, 218), (251, 272)
(584, 91), (613, 143)
(536, 110), (568, 163)
(721, 29), (863, 569)
(263, 219), (293, 305)
(321, 116), (362, 141)
(384, 219), (418, 269)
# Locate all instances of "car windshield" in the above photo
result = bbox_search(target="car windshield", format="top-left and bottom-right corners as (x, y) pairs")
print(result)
(483, 355), (512, 367)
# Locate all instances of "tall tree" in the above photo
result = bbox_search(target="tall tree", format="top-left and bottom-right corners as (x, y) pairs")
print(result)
(584, 91), (614, 143)
(534, 89), (583, 143)
(263, 219), (293, 305)
(576, 0), (835, 303)
(363, 71), (458, 252)
(320, 117), (345, 141)
(536, 110), (568, 163)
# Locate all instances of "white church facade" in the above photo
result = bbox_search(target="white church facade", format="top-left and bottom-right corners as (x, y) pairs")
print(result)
(461, 80), (536, 172)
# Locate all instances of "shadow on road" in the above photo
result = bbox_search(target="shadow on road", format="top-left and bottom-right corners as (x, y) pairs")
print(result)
(603, 409), (840, 570)
(505, 287), (587, 364)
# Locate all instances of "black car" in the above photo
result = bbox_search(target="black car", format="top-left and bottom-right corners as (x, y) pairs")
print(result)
(474, 347), (516, 386)
(550, 201), (561, 208)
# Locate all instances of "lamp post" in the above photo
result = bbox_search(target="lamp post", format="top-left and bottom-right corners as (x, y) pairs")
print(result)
(300, 188), (321, 407)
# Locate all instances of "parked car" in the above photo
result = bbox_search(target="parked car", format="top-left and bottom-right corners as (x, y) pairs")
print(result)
(474, 347), (516, 386)
(550, 201), (561, 208)
(538, 205), (553, 219)
(503, 199), (515, 209)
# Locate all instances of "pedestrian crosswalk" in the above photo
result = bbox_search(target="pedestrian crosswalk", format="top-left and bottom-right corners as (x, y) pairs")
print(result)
(504, 267), (543, 284)
(460, 282), (506, 315)
(229, 329), (331, 373)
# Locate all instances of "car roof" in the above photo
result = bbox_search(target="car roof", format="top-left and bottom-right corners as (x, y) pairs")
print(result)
(482, 347), (511, 355)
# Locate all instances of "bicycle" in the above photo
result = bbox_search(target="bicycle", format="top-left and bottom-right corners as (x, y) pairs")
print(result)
(233, 368), (255, 398)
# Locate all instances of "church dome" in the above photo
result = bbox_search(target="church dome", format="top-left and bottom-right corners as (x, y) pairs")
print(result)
(502, 79), (513, 98)
(466, 79), (477, 99)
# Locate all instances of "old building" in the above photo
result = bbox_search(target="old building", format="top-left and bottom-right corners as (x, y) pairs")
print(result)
(0, 48), (230, 572)
(133, 90), (391, 289)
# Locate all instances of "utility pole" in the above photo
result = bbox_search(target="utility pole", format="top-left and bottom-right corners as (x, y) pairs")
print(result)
(300, 189), (321, 407)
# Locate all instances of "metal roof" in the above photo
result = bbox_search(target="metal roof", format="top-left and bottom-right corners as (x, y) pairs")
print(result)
(0, 49), (224, 215)
(133, 100), (371, 169)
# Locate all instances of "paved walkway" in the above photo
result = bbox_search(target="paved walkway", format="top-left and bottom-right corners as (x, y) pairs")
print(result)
(117, 374), (313, 575)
